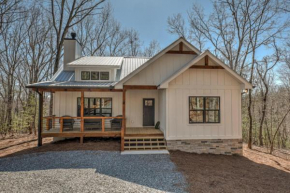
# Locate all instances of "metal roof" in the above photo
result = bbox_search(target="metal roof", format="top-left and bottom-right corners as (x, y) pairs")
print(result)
(68, 56), (123, 67)
(27, 81), (116, 89)
(27, 56), (150, 89)
(116, 57), (150, 81)
(54, 71), (75, 81)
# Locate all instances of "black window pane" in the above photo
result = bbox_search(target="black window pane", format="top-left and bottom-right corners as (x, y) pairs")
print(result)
(189, 111), (203, 123)
(100, 72), (109, 80)
(206, 97), (219, 110)
(91, 71), (99, 80)
(102, 109), (112, 114)
(81, 71), (90, 80)
(205, 111), (219, 123)
(102, 98), (112, 108)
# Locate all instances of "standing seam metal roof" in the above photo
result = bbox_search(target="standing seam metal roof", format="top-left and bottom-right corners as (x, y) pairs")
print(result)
(68, 56), (123, 67)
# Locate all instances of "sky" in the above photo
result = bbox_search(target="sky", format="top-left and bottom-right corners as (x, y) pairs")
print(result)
(108, 0), (212, 49)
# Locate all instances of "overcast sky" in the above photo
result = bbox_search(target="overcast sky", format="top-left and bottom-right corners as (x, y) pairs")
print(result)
(108, 0), (212, 49)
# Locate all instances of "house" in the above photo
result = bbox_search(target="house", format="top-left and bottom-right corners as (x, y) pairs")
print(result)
(27, 33), (252, 155)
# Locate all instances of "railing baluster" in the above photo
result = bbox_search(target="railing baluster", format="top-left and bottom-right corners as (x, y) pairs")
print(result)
(60, 117), (63, 133)
(102, 118), (105, 133)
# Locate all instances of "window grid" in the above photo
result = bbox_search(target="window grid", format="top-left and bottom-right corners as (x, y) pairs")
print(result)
(189, 96), (220, 124)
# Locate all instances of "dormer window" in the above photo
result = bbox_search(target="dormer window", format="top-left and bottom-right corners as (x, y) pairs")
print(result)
(81, 71), (110, 81)
(100, 72), (109, 80)
(81, 71), (90, 80)
(91, 71), (99, 80)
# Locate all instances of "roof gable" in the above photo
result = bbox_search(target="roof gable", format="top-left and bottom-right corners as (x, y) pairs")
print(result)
(114, 37), (201, 88)
(158, 50), (252, 89)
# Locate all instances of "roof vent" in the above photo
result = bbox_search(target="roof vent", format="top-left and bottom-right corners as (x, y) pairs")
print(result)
(71, 32), (76, 40)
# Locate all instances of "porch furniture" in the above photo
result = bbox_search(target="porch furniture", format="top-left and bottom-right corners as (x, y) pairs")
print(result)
(84, 116), (103, 130)
(60, 115), (75, 131)
(110, 115), (123, 130)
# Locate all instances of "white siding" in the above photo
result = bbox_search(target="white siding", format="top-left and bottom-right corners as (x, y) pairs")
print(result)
(126, 90), (159, 127)
(124, 54), (195, 85)
(53, 90), (159, 128)
(167, 69), (242, 140)
(53, 92), (122, 117)
(158, 89), (166, 134)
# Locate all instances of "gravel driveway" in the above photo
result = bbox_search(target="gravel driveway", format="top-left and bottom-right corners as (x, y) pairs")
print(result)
(0, 151), (187, 193)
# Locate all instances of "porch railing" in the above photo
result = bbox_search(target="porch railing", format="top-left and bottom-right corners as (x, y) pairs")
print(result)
(42, 115), (124, 133)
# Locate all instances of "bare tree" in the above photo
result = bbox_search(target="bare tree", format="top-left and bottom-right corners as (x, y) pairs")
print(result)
(48, 0), (105, 73)
(143, 40), (160, 57)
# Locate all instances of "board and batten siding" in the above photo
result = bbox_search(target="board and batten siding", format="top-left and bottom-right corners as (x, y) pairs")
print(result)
(158, 89), (166, 135)
(53, 90), (159, 128)
(124, 54), (196, 85)
(166, 68), (242, 140)
(126, 90), (159, 127)
(53, 92), (122, 117)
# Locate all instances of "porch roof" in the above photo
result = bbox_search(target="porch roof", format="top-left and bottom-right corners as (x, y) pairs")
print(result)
(26, 80), (116, 89)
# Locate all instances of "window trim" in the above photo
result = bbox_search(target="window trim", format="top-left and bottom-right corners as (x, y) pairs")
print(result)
(189, 96), (220, 124)
(81, 71), (90, 80)
(77, 97), (112, 117)
(91, 71), (100, 80)
(100, 71), (110, 80)
(80, 70), (110, 81)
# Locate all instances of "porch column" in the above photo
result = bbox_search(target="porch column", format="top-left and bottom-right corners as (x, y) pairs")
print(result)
(37, 90), (43, 147)
(121, 89), (126, 151)
(80, 91), (84, 143)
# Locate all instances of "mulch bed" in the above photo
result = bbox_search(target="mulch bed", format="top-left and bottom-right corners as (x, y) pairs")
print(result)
(0, 136), (120, 158)
(170, 148), (290, 193)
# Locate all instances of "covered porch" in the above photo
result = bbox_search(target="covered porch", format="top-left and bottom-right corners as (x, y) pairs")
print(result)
(35, 85), (164, 151)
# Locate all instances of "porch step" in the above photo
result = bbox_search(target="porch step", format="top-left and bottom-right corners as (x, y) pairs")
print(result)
(124, 136), (167, 151)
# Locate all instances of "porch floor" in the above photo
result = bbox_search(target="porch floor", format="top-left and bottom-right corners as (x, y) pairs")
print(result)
(125, 127), (163, 136)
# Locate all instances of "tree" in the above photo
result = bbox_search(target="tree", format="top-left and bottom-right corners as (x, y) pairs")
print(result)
(48, 0), (105, 73)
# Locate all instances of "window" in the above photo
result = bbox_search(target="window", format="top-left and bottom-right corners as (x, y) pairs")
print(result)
(91, 71), (99, 80)
(81, 71), (90, 80)
(80, 71), (109, 80)
(77, 98), (112, 117)
(100, 72), (109, 80)
(189, 96), (220, 123)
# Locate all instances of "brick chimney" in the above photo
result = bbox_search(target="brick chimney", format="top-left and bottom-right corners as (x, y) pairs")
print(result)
(63, 32), (82, 71)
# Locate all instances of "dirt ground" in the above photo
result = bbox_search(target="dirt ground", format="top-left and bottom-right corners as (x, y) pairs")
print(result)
(1, 135), (290, 193)
(0, 135), (120, 158)
(170, 146), (290, 193)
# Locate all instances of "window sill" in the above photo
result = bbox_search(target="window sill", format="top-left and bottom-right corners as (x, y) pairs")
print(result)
(187, 123), (222, 126)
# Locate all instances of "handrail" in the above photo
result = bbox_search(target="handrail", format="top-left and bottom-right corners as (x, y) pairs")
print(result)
(43, 116), (124, 133)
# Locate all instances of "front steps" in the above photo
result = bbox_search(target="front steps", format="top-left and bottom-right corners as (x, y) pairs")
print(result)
(124, 136), (167, 151)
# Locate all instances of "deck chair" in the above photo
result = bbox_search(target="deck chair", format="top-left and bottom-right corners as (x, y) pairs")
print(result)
(60, 115), (75, 131)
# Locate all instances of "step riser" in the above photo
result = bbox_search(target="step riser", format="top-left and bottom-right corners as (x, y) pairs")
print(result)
(124, 136), (167, 151)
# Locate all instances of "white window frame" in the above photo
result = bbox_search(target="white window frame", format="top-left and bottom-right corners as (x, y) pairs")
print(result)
(80, 70), (110, 81)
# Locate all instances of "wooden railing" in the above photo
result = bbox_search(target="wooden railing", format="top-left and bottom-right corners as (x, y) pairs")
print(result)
(43, 116), (124, 133)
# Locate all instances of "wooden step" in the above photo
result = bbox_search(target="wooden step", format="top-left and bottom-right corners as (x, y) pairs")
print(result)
(124, 136), (167, 151)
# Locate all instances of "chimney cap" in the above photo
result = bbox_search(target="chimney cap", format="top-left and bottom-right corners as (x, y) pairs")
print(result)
(71, 32), (76, 40)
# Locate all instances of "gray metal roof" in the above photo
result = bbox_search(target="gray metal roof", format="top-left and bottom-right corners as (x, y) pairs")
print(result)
(27, 81), (116, 89)
(116, 57), (150, 81)
(54, 71), (75, 81)
(68, 56), (123, 67)
(28, 56), (150, 89)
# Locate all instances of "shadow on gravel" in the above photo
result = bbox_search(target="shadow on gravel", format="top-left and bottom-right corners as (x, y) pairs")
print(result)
(0, 151), (186, 193)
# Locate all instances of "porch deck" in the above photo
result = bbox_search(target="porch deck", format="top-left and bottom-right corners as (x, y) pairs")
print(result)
(42, 127), (163, 138)
(125, 127), (163, 136)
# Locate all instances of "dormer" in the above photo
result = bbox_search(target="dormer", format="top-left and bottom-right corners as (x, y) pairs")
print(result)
(68, 56), (123, 82)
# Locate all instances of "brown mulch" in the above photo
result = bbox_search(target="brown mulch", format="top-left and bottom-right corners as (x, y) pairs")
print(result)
(0, 135), (120, 158)
(170, 145), (290, 193)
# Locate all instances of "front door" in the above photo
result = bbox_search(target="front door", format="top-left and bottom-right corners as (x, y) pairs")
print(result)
(143, 99), (155, 126)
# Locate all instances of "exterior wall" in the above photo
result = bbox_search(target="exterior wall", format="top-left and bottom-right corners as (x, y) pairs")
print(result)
(167, 139), (243, 155)
(158, 89), (167, 134)
(53, 90), (159, 128)
(126, 90), (159, 127)
(166, 68), (243, 140)
(124, 54), (196, 85)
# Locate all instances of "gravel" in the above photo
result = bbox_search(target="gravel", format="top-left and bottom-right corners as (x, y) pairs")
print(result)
(0, 151), (187, 193)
